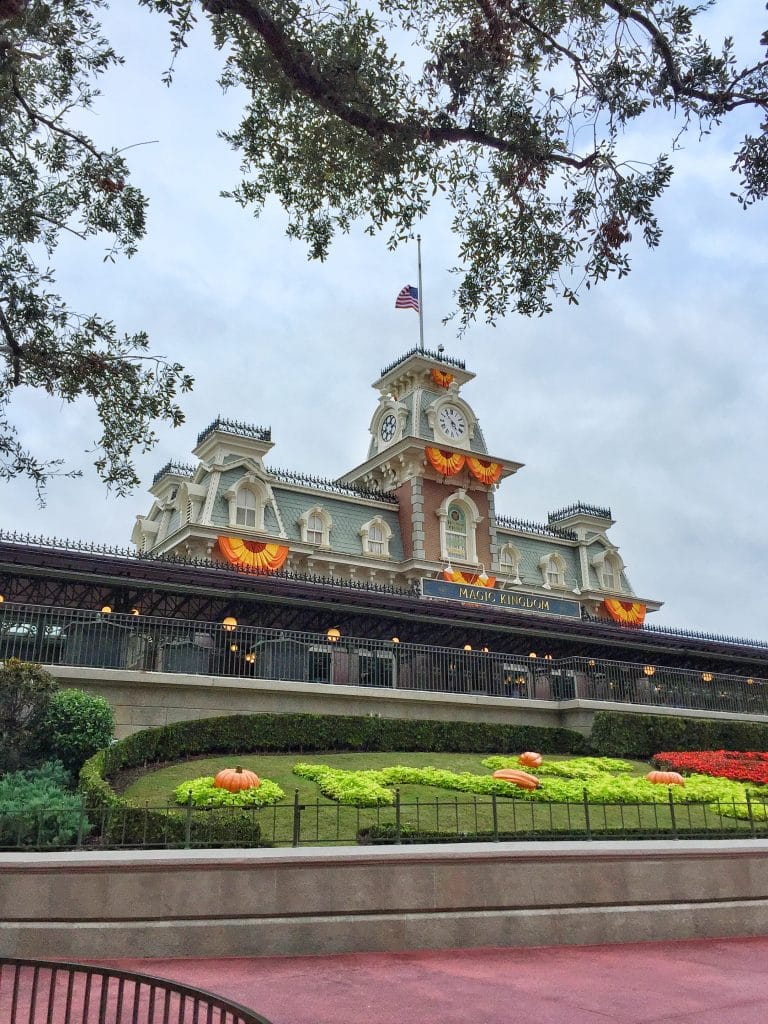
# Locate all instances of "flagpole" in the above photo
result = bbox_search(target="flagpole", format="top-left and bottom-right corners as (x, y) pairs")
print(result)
(417, 234), (425, 353)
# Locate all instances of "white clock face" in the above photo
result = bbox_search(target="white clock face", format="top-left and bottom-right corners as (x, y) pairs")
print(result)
(379, 413), (397, 442)
(438, 405), (467, 440)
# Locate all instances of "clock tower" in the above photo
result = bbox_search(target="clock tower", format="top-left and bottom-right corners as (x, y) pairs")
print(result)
(341, 348), (522, 581)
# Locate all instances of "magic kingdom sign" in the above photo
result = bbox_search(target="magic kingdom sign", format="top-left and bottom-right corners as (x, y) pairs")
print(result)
(420, 578), (582, 619)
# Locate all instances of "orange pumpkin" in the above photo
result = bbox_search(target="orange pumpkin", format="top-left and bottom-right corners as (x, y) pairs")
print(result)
(492, 768), (540, 790)
(213, 766), (261, 791)
(518, 751), (543, 768)
(645, 771), (684, 787)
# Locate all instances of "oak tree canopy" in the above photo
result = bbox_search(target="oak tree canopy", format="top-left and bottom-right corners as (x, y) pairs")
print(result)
(1, 0), (766, 492)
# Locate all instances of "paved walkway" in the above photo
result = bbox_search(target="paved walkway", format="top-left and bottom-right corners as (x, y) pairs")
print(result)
(105, 937), (768, 1024)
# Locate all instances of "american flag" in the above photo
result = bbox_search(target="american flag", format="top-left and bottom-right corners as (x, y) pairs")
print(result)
(395, 285), (419, 312)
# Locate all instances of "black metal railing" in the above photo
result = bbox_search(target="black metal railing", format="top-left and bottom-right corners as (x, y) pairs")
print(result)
(3, 791), (767, 853)
(548, 502), (612, 523)
(196, 417), (271, 446)
(268, 467), (398, 503)
(0, 958), (271, 1023)
(151, 461), (196, 486)
(493, 515), (578, 541)
(1, 602), (767, 718)
(380, 347), (466, 376)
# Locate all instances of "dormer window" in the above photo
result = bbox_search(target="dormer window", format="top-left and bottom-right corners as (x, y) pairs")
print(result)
(539, 553), (566, 589)
(591, 548), (624, 593)
(499, 544), (521, 581)
(299, 506), (333, 548)
(307, 513), (323, 546)
(236, 489), (257, 528)
(361, 517), (392, 558)
(368, 524), (385, 554)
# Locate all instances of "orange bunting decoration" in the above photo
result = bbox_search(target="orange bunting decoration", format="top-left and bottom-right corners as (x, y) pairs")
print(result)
(218, 536), (289, 573)
(603, 599), (646, 627)
(425, 447), (466, 477)
(442, 569), (496, 588)
(430, 368), (454, 389)
(466, 457), (502, 485)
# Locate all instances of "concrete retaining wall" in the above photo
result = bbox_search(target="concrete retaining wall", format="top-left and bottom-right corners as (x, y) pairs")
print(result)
(2, 841), (767, 958)
(47, 666), (768, 738)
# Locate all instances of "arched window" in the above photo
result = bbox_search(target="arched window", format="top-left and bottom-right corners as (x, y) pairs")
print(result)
(299, 506), (332, 548)
(445, 505), (468, 561)
(368, 524), (385, 555)
(307, 513), (323, 545)
(591, 548), (624, 592)
(539, 552), (566, 589)
(361, 517), (392, 558)
(236, 489), (257, 528)
(437, 490), (481, 565)
(499, 544), (521, 580)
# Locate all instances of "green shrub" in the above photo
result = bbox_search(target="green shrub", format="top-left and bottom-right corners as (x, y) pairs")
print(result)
(0, 659), (58, 772)
(0, 761), (85, 848)
(590, 711), (768, 759)
(97, 712), (588, 780)
(37, 689), (114, 774)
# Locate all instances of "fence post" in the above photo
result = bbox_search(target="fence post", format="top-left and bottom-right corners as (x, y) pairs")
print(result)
(667, 788), (677, 838)
(395, 788), (402, 844)
(76, 796), (87, 849)
(491, 793), (499, 842)
(582, 788), (591, 840)
(184, 790), (193, 849)
(292, 789), (301, 848)
(746, 792), (756, 836)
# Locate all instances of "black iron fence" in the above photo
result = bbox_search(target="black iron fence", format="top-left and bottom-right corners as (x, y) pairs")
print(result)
(1, 601), (767, 718)
(3, 790), (767, 852)
(0, 958), (271, 1023)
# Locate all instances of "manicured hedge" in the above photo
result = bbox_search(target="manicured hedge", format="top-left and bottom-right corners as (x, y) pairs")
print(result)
(97, 712), (588, 778)
(78, 712), (587, 846)
(590, 711), (768, 759)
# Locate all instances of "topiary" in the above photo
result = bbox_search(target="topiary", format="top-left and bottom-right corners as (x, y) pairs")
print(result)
(38, 688), (114, 774)
(0, 659), (58, 773)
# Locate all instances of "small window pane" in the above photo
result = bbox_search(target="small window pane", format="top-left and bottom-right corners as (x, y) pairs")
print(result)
(446, 505), (468, 560)
(307, 513), (323, 545)
(236, 490), (257, 528)
(369, 524), (385, 555)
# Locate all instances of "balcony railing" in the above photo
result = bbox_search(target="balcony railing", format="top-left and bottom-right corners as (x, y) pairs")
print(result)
(0, 958), (271, 1023)
(1, 602), (767, 719)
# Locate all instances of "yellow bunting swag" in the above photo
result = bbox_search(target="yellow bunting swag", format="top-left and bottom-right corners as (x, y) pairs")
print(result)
(430, 368), (454, 389)
(443, 569), (496, 588)
(466, 457), (503, 485)
(603, 599), (646, 627)
(218, 537), (289, 573)
(425, 447), (466, 477)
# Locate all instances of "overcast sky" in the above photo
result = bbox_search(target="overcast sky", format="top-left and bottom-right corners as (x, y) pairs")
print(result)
(2, 4), (767, 642)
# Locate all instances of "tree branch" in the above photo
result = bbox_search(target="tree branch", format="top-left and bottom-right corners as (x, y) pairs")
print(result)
(206, 0), (600, 168)
(0, 305), (23, 386)
(604, 0), (768, 112)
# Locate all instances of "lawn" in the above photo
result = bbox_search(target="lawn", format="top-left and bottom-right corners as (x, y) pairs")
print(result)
(118, 751), (757, 846)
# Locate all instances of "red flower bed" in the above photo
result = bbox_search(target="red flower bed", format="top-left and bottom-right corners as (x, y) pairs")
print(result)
(652, 750), (768, 786)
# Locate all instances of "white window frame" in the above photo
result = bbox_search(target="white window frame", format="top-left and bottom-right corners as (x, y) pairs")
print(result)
(538, 552), (566, 590)
(299, 506), (333, 548)
(436, 490), (481, 565)
(360, 516), (392, 558)
(225, 477), (270, 532)
(498, 543), (522, 582)
(591, 548), (624, 593)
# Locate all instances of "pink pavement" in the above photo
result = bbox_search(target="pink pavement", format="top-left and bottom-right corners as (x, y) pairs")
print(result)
(103, 937), (768, 1024)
